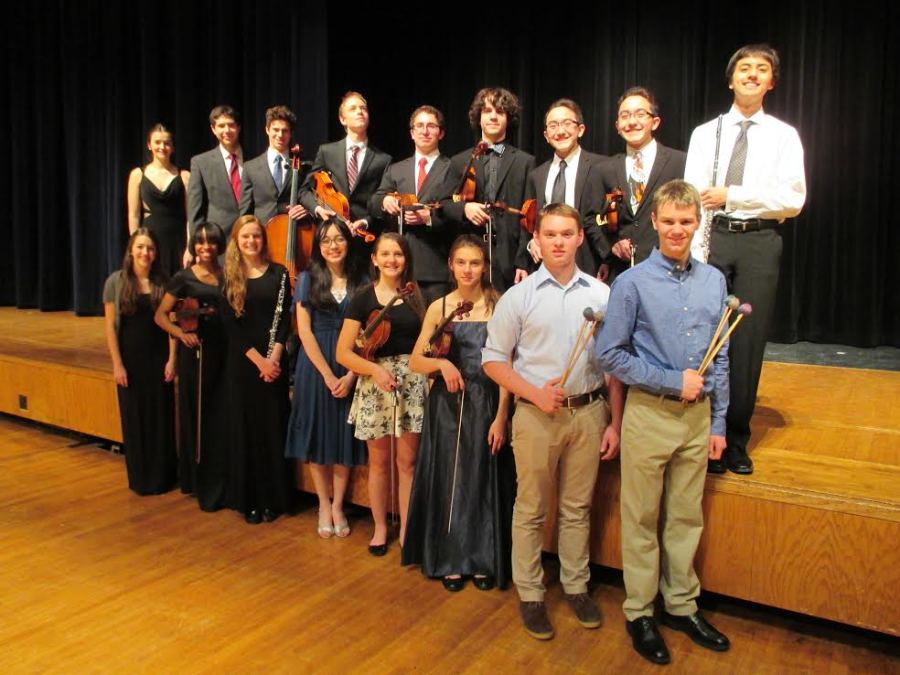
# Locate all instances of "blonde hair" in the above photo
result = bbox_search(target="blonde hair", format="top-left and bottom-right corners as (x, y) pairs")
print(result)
(224, 215), (269, 316)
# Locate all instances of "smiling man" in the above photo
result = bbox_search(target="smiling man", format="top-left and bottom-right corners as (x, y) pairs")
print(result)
(483, 203), (622, 640)
(684, 44), (806, 475)
(517, 99), (609, 279)
(598, 87), (686, 282)
(596, 180), (731, 666)
(239, 105), (308, 226)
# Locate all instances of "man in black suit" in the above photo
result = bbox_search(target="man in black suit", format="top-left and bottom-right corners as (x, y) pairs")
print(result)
(299, 91), (391, 236)
(443, 87), (535, 293)
(597, 87), (687, 282)
(517, 99), (609, 278)
(369, 105), (454, 303)
(239, 105), (308, 226)
(187, 105), (244, 257)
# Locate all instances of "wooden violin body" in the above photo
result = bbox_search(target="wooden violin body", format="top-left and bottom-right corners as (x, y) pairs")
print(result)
(596, 187), (625, 233)
(354, 283), (416, 361)
(311, 171), (376, 243)
(169, 297), (217, 334)
(424, 300), (475, 358)
(451, 141), (490, 203)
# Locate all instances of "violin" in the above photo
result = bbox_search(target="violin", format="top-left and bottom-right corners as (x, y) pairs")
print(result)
(424, 300), (475, 358)
(386, 192), (443, 212)
(595, 187), (625, 233)
(266, 144), (314, 289)
(489, 199), (538, 234)
(451, 141), (490, 203)
(168, 297), (217, 334)
(354, 283), (416, 361)
(310, 170), (377, 243)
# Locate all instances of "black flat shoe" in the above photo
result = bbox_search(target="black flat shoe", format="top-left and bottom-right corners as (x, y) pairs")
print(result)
(472, 575), (495, 591)
(707, 458), (726, 474)
(442, 576), (466, 592)
(661, 611), (730, 652)
(368, 543), (387, 557)
(626, 617), (670, 665)
(262, 509), (279, 523)
(244, 509), (262, 525)
(724, 446), (753, 475)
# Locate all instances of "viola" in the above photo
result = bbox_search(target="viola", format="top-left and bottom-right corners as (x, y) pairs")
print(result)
(266, 144), (314, 290)
(354, 283), (416, 361)
(451, 141), (490, 203)
(595, 187), (625, 233)
(424, 300), (474, 358)
(311, 171), (376, 243)
(168, 297), (216, 334)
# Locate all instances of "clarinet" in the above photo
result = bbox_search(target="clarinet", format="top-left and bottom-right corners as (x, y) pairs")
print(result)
(700, 115), (724, 262)
(266, 270), (287, 359)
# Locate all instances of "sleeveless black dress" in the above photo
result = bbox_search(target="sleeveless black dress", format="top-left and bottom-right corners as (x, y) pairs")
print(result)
(141, 171), (187, 276)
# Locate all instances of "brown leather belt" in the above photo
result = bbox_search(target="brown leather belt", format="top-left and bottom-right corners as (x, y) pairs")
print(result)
(520, 387), (606, 410)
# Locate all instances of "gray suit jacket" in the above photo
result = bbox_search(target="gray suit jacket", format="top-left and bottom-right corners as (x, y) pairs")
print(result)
(188, 147), (242, 238)
(239, 151), (294, 226)
(368, 154), (453, 282)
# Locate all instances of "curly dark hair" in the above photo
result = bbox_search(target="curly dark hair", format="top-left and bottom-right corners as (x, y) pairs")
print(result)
(467, 87), (521, 133)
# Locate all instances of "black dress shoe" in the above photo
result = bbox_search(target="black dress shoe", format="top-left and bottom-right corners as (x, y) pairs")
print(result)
(707, 458), (726, 474)
(244, 509), (262, 525)
(661, 611), (730, 652)
(262, 509), (279, 523)
(472, 575), (495, 591)
(368, 543), (387, 557)
(442, 576), (466, 592)
(724, 446), (754, 475)
(626, 617), (670, 665)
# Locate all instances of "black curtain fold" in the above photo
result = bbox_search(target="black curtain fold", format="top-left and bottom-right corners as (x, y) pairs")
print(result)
(3, 1), (898, 346)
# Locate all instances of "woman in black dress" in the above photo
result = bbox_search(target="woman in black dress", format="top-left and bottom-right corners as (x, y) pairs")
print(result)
(127, 123), (191, 275)
(285, 219), (366, 539)
(404, 235), (515, 591)
(103, 227), (177, 495)
(222, 215), (293, 524)
(154, 222), (228, 511)
(336, 233), (427, 555)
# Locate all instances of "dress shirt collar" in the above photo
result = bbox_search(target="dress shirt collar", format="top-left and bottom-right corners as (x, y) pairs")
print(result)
(627, 138), (657, 161)
(414, 149), (440, 164)
(266, 147), (288, 167)
(345, 137), (368, 152)
(532, 262), (592, 291)
(725, 104), (768, 126)
(647, 247), (694, 275)
(218, 144), (242, 161)
(552, 145), (581, 167)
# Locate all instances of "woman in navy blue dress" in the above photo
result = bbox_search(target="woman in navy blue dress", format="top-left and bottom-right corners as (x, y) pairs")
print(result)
(285, 219), (366, 538)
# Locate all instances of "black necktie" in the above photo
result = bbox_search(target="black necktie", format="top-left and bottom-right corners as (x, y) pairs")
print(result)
(551, 159), (567, 204)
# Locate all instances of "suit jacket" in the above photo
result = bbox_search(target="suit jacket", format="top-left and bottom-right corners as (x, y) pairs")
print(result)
(239, 151), (295, 226)
(597, 143), (687, 277)
(368, 154), (453, 283)
(188, 147), (242, 238)
(520, 149), (610, 277)
(443, 144), (535, 292)
(299, 139), (392, 224)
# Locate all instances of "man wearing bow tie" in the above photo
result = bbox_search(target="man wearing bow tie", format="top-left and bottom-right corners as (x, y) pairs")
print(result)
(239, 105), (308, 227)
(443, 87), (535, 292)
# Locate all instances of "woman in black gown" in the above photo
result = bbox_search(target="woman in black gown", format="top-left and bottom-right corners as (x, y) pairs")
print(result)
(127, 123), (191, 276)
(222, 215), (293, 524)
(103, 227), (177, 495)
(404, 234), (515, 591)
(154, 222), (228, 511)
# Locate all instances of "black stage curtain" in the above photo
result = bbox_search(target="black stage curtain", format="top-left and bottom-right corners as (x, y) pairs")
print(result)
(0, 0), (328, 316)
(3, 2), (898, 347)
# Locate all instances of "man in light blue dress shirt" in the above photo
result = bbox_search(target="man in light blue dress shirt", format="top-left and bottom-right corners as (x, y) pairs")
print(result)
(596, 180), (731, 665)
(483, 203), (623, 640)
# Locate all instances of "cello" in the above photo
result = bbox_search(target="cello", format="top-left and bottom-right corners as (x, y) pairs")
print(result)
(266, 144), (314, 290)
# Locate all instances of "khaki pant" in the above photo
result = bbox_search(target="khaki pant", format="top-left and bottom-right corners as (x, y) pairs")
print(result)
(620, 388), (709, 620)
(510, 398), (608, 601)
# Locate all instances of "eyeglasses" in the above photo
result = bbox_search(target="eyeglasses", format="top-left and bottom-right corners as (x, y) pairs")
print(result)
(412, 123), (441, 132)
(320, 236), (347, 247)
(545, 119), (581, 132)
(617, 109), (655, 122)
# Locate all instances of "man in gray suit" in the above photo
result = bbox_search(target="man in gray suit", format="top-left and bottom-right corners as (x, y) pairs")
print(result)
(239, 105), (308, 226)
(369, 105), (454, 302)
(187, 105), (244, 262)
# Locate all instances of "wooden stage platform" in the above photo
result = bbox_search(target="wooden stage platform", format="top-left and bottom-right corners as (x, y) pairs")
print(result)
(2, 307), (898, 637)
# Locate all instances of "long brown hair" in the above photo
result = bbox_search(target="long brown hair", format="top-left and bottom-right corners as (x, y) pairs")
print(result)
(369, 232), (425, 318)
(224, 215), (270, 316)
(119, 228), (167, 314)
(448, 234), (499, 314)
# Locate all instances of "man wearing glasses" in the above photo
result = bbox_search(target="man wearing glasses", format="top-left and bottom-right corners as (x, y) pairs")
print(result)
(517, 99), (610, 279)
(369, 105), (454, 302)
(598, 87), (686, 282)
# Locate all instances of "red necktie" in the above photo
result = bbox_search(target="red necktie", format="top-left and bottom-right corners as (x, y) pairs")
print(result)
(229, 153), (241, 202)
(416, 157), (428, 197)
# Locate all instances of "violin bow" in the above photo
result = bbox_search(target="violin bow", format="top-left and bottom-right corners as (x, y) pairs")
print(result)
(447, 388), (465, 534)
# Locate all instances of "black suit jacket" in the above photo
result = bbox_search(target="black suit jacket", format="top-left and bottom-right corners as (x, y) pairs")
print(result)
(368, 155), (453, 283)
(188, 147), (242, 238)
(520, 149), (610, 277)
(443, 144), (535, 292)
(597, 143), (687, 276)
(239, 151), (294, 226)
(299, 139), (392, 223)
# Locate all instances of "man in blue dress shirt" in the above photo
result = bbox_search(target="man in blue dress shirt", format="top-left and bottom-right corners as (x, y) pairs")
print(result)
(483, 203), (623, 641)
(596, 180), (731, 665)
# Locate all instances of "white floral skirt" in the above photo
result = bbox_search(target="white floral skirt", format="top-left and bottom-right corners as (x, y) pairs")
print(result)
(348, 354), (426, 440)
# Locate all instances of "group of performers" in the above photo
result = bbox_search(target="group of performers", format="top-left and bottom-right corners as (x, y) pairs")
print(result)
(105, 43), (805, 665)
